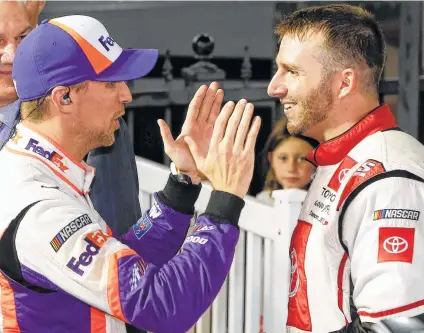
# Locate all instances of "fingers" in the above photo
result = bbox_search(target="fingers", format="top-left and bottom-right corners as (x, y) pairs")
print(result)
(157, 119), (175, 153)
(186, 85), (208, 121)
(209, 101), (235, 149)
(243, 116), (262, 154)
(222, 99), (248, 145)
(206, 88), (224, 125)
(233, 103), (255, 152)
(197, 82), (220, 123)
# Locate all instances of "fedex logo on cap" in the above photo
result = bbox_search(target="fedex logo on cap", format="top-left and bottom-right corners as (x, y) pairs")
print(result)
(49, 15), (122, 74)
(98, 35), (115, 52)
(26, 138), (69, 172)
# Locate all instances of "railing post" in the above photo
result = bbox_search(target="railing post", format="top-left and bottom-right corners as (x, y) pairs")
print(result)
(270, 189), (307, 332)
(162, 50), (173, 166)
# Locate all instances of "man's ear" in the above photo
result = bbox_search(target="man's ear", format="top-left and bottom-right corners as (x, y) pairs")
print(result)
(337, 68), (357, 99)
(50, 86), (72, 113)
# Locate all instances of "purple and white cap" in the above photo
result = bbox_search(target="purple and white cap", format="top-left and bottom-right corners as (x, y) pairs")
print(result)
(12, 15), (159, 101)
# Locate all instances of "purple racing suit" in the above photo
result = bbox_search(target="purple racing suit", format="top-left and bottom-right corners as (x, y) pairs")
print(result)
(0, 124), (243, 333)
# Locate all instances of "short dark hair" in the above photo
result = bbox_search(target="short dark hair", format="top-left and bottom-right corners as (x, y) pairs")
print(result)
(275, 4), (386, 92)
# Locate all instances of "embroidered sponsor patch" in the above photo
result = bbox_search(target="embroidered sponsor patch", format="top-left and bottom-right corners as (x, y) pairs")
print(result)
(373, 209), (420, 221)
(50, 214), (93, 252)
(337, 159), (385, 210)
(133, 215), (152, 240)
(25, 138), (69, 172)
(184, 235), (208, 245)
(67, 229), (110, 276)
(192, 225), (216, 233)
(287, 220), (313, 331)
(327, 156), (357, 192)
(130, 258), (148, 291)
(378, 227), (415, 263)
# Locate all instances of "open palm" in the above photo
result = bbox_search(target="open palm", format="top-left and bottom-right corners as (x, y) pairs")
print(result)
(158, 82), (224, 183)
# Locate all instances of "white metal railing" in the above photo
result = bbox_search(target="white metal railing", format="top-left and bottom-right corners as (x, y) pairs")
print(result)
(136, 156), (306, 333)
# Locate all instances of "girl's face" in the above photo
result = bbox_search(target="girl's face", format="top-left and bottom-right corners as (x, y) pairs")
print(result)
(269, 136), (316, 190)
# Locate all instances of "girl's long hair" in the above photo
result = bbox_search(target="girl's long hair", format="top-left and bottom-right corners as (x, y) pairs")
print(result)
(260, 118), (319, 192)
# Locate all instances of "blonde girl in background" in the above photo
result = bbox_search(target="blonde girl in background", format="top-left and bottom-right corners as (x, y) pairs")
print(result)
(256, 118), (318, 205)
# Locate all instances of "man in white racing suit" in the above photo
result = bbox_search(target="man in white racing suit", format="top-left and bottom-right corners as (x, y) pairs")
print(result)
(268, 4), (424, 333)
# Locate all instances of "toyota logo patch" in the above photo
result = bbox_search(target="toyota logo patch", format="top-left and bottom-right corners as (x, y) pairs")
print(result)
(378, 227), (415, 263)
(338, 168), (350, 183)
(383, 236), (408, 254)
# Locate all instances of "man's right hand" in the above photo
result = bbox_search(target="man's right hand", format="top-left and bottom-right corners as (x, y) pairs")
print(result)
(185, 99), (261, 199)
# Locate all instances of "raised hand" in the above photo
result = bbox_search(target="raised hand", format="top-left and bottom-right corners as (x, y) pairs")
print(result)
(185, 99), (261, 198)
(158, 82), (224, 184)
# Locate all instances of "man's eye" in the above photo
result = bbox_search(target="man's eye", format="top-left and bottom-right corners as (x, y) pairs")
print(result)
(17, 35), (27, 42)
(106, 82), (116, 88)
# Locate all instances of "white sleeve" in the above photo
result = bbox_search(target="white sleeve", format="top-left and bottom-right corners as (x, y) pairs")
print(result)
(342, 175), (424, 323)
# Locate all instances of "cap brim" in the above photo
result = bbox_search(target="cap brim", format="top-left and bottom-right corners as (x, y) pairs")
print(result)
(95, 48), (159, 82)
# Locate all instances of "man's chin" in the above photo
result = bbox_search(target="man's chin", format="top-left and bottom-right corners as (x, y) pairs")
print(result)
(104, 135), (116, 147)
(286, 121), (304, 136)
(102, 139), (115, 148)
(287, 118), (320, 138)
(94, 134), (116, 149)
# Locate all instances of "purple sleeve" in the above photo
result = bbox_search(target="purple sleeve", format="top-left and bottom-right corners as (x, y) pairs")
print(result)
(118, 175), (201, 267)
(114, 190), (244, 333)
(16, 180), (243, 333)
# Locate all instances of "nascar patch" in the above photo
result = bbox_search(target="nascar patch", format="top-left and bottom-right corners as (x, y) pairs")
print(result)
(373, 209), (420, 221)
(192, 224), (216, 233)
(130, 258), (148, 291)
(133, 215), (153, 240)
(50, 214), (93, 252)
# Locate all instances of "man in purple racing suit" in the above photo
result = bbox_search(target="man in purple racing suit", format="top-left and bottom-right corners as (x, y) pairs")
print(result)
(0, 14), (261, 333)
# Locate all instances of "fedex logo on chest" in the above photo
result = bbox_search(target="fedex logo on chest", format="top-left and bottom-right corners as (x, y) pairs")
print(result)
(25, 138), (69, 172)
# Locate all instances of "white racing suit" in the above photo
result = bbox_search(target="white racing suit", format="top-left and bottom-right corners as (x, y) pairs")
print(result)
(287, 104), (424, 332)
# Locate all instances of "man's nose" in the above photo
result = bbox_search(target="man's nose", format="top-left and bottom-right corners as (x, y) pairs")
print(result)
(1, 43), (17, 65)
(119, 81), (133, 104)
(267, 74), (288, 98)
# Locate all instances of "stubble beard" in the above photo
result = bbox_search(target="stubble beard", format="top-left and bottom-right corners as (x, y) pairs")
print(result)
(78, 121), (115, 153)
(91, 116), (119, 148)
(95, 125), (116, 148)
(286, 77), (334, 136)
